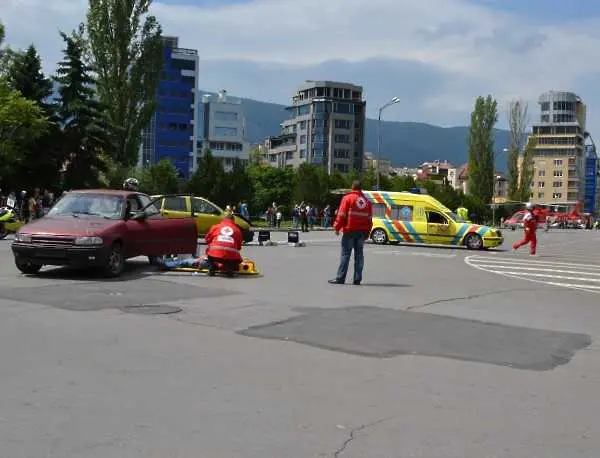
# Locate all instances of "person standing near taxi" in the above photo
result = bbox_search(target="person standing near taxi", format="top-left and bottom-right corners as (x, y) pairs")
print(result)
(329, 180), (373, 285)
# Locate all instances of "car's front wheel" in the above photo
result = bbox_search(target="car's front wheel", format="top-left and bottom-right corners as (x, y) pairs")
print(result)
(103, 243), (125, 277)
(15, 258), (43, 275)
(371, 228), (388, 245)
(0, 223), (8, 240)
(464, 233), (483, 250)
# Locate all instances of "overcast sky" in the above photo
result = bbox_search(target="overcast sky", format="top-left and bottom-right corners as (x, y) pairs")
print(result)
(3, 0), (600, 130)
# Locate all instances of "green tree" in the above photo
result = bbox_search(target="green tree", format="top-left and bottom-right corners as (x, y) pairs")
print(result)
(224, 159), (253, 207)
(248, 165), (294, 214)
(138, 159), (180, 195)
(294, 163), (321, 204)
(507, 99), (528, 201)
(5, 44), (62, 189)
(390, 175), (415, 192)
(54, 30), (111, 189)
(467, 95), (498, 204)
(6, 45), (53, 107)
(185, 150), (227, 204)
(86, 0), (163, 166)
(0, 80), (48, 187)
(517, 136), (536, 203)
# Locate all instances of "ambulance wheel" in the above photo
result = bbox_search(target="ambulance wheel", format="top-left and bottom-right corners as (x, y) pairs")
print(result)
(464, 233), (483, 250)
(371, 228), (388, 245)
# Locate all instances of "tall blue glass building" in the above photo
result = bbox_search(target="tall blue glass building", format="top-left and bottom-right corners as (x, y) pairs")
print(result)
(584, 144), (598, 214)
(139, 36), (198, 180)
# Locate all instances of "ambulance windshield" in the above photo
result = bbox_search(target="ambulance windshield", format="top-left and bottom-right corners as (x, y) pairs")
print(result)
(446, 211), (464, 223)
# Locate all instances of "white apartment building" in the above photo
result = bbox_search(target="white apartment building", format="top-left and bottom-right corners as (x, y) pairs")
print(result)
(200, 90), (249, 171)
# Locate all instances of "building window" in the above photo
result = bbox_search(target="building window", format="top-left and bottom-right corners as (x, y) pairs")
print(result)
(538, 182), (545, 188)
(334, 103), (351, 114)
(334, 163), (349, 173)
(552, 193), (562, 199)
(553, 159), (563, 166)
(214, 126), (237, 137)
(299, 121), (306, 130)
(553, 170), (563, 177)
(538, 192), (544, 199)
(334, 119), (351, 129)
(540, 102), (550, 111)
(299, 135), (307, 144)
(552, 181), (562, 187)
(298, 105), (310, 116)
(285, 151), (294, 160)
(538, 170), (545, 177)
(299, 149), (306, 158)
(334, 134), (350, 144)
(214, 111), (238, 121)
(334, 148), (350, 159)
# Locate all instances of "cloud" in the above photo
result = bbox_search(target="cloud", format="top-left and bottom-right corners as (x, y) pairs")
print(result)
(2, 0), (600, 128)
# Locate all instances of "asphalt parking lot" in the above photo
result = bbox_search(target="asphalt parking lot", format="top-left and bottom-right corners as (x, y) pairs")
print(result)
(1, 228), (600, 457)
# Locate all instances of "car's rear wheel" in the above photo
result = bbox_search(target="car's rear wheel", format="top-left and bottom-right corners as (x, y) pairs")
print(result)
(464, 233), (483, 250)
(371, 228), (388, 245)
(103, 243), (124, 277)
(0, 223), (7, 240)
(148, 255), (163, 265)
(15, 258), (42, 275)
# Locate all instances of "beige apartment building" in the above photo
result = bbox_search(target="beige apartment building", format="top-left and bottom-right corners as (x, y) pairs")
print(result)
(263, 81), (366, 173)
(527, 91), (587, 208)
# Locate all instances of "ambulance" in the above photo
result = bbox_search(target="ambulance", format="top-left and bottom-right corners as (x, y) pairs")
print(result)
(362, 190), (503, 250)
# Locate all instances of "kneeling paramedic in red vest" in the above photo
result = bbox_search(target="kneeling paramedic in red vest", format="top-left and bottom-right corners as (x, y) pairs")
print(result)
(205, 214), (243, 277)
(512, 202), (537, 256)
(329, 180), (373, 285)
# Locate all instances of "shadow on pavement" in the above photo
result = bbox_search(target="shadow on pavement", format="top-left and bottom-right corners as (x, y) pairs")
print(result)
(28, 261), (156, 282)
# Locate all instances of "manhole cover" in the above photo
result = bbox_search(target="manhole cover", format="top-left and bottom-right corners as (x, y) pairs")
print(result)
(120, 305), (182, 315)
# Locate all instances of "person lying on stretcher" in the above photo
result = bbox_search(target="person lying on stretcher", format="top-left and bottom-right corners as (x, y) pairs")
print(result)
(204, 214), (243, 277)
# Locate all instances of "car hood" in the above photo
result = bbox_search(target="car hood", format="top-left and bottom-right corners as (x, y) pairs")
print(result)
(19, 216), (119, 237)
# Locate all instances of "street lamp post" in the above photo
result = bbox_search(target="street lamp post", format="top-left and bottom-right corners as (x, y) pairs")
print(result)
(376, 97), (401, 191)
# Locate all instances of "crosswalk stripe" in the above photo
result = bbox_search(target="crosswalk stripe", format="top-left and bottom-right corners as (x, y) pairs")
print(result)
(473, 264), (600, 277)
(485, 270), (600, 283)
(468, 257), (600, 270)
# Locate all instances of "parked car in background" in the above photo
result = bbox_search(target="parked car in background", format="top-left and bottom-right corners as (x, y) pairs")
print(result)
(151, 194), (254, 243)
(11, 190), (198, 277)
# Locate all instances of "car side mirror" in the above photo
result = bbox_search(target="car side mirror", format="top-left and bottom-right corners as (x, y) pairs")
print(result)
(131, 211), (147, 221)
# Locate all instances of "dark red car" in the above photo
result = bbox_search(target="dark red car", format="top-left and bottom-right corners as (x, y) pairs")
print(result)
(11, 190), (198, 277)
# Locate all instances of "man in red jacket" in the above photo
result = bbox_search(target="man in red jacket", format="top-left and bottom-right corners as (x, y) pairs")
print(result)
(512, 202), (538, 256)
(329, 180), (373, 285)
(205, 214), (243, 277)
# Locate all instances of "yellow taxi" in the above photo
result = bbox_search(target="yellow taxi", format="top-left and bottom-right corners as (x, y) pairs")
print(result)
(151, 194), (254, 243)
(363, 190), (503, 250)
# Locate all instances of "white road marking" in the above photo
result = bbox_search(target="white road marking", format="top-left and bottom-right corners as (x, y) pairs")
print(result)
(465, 254), (600, 294)
(371, 250), (456, 259)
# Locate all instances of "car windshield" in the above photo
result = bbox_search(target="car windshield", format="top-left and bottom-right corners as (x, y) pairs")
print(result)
(47, 193), (125, 219)
(445, 211), (463, 223)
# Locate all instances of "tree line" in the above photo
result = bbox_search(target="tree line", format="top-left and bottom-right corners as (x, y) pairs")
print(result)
(0, 0), (534, 222)
(0, 0), (162, 192)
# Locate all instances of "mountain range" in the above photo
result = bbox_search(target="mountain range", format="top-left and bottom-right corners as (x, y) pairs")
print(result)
(198, 91), (512, 172)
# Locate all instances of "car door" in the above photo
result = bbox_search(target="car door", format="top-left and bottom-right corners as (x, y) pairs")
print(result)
(160, 196), (190, 220)
(123, 194), (149, 257)
(138, 194), (198, 256)
(191, 197), (223, 236)
(426, 210), (453, 245)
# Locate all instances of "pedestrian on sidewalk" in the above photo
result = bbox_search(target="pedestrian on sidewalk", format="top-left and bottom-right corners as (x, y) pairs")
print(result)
(329, 180), (373, 285)
(512, 202), (538, 256)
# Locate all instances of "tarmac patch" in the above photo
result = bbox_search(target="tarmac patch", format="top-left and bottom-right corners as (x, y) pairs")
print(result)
(0, 279), (235, 311)
(239, 306), (591, 371)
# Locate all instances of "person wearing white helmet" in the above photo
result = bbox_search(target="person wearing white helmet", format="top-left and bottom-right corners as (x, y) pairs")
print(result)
(123, 177), (139, 191)
(512, 202), (538, 255)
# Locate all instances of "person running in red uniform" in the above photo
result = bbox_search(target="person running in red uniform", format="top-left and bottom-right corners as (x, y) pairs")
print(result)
(512, 202), (537, 256)
(205, 214), (243, 277)
(329, 180), (373, 285)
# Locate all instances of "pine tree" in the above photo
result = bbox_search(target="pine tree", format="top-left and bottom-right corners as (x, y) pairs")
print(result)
(54, 30), (111, 189)
(507, 100), (528, 201)
(467, 95), (498, 205)
(6, 45), (53, 108)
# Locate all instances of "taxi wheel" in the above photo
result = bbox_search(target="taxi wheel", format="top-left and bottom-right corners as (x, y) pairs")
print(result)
(371, 228), (388, 245)
(464, 233), (483, 250)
